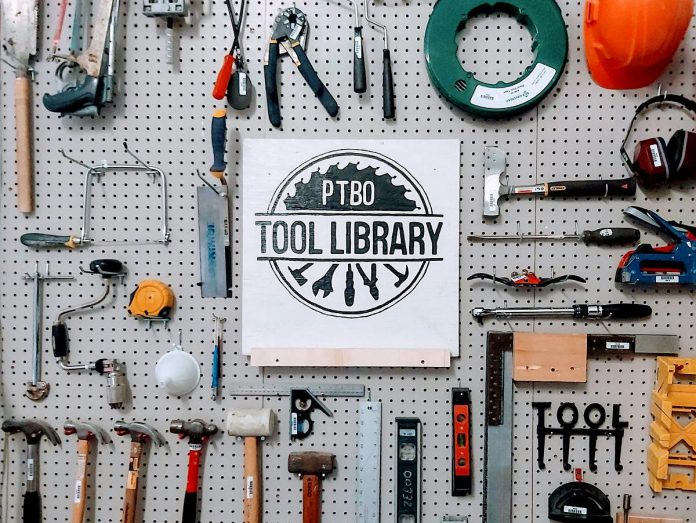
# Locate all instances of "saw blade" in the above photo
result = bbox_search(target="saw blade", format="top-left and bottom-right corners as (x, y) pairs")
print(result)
(0, 0), (39, 70)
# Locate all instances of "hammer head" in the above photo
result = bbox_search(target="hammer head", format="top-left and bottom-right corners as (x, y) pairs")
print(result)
(114, 420), (167, 447)
(226, 408), (276, 438)
(288, 451), (336, 477)
(170, 419), (218, 443)
(483, 146), (507, 217)
(64, 420), (112, 444)
(1, 419), (61, 446)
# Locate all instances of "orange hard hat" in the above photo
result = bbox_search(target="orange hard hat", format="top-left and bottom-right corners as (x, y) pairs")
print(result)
(584, 0), (693, 89)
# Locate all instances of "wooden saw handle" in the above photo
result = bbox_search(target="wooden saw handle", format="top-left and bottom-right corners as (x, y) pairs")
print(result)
(15, 73), (34, 213)
(121, 441), (143, 523)
(71, 439), (90, 523)
(243, 436), (261, 523)
(302, 475), (322, 523)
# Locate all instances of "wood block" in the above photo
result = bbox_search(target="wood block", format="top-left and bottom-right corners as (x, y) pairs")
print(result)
(250, 348), (451, 367)
(512, 332), (587, 382)
(616, 514), (684, 523)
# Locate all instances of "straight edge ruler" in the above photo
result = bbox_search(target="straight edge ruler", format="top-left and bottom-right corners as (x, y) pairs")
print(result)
(228, 383), (365, 397)
(357, 400), (381, 523)
(483, 332), (514, 523)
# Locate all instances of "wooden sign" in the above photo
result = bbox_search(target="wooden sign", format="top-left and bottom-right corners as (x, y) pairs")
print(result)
(242, 140), (460, 367)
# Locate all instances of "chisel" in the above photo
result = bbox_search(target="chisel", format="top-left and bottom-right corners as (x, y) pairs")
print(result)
(467, 227), (640, 245)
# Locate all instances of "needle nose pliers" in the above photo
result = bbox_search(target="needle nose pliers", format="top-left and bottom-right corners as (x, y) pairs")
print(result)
(264, 6), (339, 127)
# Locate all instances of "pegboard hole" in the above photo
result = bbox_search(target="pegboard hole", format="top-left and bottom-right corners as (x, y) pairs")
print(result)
(457, 9), (537, 83)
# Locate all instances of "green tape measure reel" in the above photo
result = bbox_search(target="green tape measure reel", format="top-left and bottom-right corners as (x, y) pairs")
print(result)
(424, 0), (568, 118)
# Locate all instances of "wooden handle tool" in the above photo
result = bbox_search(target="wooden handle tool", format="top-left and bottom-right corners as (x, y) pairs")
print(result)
(15, 72), (33, 213)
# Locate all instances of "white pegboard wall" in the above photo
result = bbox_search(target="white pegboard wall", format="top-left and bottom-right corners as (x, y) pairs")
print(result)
(0, 0), (695, 522)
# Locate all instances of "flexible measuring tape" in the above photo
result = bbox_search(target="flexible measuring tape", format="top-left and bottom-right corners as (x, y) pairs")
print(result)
(396, 417), (422, 522)
(424, 0), (568, 117)
(356, 401), (381, 522)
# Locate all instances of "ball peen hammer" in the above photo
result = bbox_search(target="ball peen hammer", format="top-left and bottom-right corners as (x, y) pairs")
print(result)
(227, 408), (277, 523)
(288, 451), (337, 523)
(114, 421), (167, 523)
(63, 420), (112, 523)
(482, 146), (636, 217)
(1, 419), (61, 523)
(170, 419), (219, 523)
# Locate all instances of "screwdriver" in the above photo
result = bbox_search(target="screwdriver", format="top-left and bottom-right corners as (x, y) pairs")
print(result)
(467, 227), (640, 245)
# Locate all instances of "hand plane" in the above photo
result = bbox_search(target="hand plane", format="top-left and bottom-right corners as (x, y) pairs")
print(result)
(616, 206), (696, 285)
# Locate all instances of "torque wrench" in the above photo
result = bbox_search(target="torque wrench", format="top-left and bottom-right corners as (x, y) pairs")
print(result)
(471, 303), (652, 323)
(356, 400), (381, 522)
(396, 417), (421, 523)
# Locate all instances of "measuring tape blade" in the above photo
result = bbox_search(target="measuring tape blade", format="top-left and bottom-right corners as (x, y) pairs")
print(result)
(356, 400), (381, 522)
(396, 417), (422, 523)
(228, 383), (365, 397)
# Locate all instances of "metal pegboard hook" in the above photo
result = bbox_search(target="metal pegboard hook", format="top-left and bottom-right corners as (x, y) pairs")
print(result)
(123, 141), (150, 169)
(59, 148), (92, 170)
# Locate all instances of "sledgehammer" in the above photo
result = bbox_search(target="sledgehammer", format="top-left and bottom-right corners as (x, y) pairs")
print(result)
(227, 408), (277, 523)
(483, 146), (636, 217)
(288, 451), (337, 523)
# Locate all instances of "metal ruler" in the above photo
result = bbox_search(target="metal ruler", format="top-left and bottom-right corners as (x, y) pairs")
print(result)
(356, 400), (381, 522)
(484, 332), (513, 523)
(228, 383), (365, 397)
(396, 417), (422, 523)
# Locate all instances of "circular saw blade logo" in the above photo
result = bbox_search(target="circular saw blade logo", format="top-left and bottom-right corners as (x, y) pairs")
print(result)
(255, 149), (444, 317)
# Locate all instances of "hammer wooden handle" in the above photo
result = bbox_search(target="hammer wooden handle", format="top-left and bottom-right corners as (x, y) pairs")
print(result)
(243, 436), (261, 523)
(71, 439), (90, 523)
(122, 441), (143, 523)
(302, 475), (322, 523)
(15, 73), (34, 213)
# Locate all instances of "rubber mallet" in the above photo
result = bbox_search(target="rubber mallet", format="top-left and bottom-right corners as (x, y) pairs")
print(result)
(288, 451), (337, 523)
(227, 408), (277, 523)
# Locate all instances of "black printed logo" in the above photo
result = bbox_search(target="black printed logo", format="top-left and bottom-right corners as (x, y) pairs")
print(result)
(255, 149), (443, 317)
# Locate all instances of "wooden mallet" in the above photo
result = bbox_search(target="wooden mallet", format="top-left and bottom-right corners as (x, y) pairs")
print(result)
(227, 408), (277, 523)
(288, 451), (337, 523)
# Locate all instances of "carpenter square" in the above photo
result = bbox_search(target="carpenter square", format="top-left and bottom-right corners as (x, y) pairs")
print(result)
(228, 382), (364, 397)
(483, 146), (636, 217)
(197, 186), (232, 297)
(356, 400), (381, 522)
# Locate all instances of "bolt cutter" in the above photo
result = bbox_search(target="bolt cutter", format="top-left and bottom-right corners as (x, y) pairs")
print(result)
(264, 6), (339, 127)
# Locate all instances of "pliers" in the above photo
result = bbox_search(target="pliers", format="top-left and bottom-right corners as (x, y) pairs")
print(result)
(264, 6), (339, 127)
(467, 269), (586, 288)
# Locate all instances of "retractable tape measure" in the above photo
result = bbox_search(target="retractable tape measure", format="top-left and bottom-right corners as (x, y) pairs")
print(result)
(424, 0), (568, 117)
(128, 279), (176, 319)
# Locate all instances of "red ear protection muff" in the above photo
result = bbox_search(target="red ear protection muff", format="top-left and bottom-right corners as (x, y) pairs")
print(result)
(621, 93), (696, 188)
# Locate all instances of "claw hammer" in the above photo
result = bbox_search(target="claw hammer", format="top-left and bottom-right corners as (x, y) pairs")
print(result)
(63, 420), (111, 523)
(114, 421), (167, 523)
(170, 419), (219, 523)
(1, 419), (61, 523)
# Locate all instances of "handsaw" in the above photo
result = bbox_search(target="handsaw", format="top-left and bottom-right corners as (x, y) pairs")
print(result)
(1, 0), (39, 213)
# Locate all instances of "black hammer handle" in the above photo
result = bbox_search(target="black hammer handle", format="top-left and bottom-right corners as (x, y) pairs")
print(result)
(580, 228), (640, 245)
(544, 177), (636, 198)
(383, 49), (395, 119)
(23, 490), (42, 523)
(353, 27), (367, 93)
(181, 492), (198, 523)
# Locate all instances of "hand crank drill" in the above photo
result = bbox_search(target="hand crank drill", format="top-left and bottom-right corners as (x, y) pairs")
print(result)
(63, 420), (111, 523)
(1, 419), (61, 523)
(170, 419), (218, 523)
(114, 421), (167, 523)
(288, 452), (337, 523)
